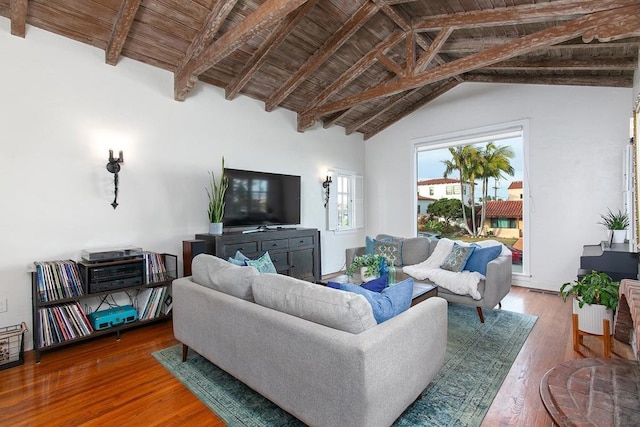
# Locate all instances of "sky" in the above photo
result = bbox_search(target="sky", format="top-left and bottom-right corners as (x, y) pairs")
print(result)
(417, 136), (524, 201)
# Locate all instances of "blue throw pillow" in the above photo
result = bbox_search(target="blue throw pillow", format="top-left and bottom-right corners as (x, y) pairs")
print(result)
(338, 278), (413, 323)
(361, 274), (388, 292)
(464, 244), (502, 275)
(246, 251), (277, 274)
(440, 243), (475, 272)
(227, 250), (250, 266)
(365, 236), (392, 255)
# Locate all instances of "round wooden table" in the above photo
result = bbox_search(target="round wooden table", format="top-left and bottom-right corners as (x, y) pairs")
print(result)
(540, 358), (640, 426)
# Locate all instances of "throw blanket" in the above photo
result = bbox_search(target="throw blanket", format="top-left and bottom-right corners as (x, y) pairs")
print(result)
(403, 238), (484, 300)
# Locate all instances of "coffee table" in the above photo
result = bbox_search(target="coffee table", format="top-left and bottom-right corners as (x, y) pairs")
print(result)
(319, 274), (438, 306)
(540, 358), (640, 426)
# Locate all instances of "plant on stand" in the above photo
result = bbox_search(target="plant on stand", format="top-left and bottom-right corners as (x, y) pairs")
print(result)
(560, 270), (620, 357)
(598, 208), (629, 244)
(207, 157), (229, 235)
(346, 254), (385, 282)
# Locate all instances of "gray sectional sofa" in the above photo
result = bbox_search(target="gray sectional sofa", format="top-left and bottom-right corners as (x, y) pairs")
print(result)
(173, 254), (448, 427)
(346, 234), (512, 322)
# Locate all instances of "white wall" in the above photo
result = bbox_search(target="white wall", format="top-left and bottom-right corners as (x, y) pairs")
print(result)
(366, 82), (633, 291)
(0, 23), (365, 349)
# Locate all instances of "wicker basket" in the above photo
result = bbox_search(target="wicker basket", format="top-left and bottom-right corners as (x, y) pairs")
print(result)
(0, 322), (27, 370)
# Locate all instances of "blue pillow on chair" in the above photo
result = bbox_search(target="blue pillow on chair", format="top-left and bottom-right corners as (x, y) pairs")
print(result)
(338, 278), (413, 323)
(464, 245), (502, 275)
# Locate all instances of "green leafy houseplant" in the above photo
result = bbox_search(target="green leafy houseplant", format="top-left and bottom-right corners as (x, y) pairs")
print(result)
(206, 157), (229, 223)
(559, 270), (620, 311)
(346, 254), (384, 278)
(598, 208), (629, 230)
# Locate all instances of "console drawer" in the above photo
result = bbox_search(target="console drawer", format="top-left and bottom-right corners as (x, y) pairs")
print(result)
(261, 239), (289, 251)
(268, 252), (289, 270)
(289, 236), (314, 249)
(223, 242), (258, 258)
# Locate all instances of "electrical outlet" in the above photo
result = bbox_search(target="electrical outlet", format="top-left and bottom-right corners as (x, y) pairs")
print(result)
(0, 298), (7, 313)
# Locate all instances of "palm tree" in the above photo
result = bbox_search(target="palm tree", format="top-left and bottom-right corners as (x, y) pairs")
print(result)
(442, 145), (481, 235)
(478, 143), (515, 235)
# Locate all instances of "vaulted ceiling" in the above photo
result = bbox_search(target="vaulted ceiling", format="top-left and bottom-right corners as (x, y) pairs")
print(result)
(2, 0), (639, 139)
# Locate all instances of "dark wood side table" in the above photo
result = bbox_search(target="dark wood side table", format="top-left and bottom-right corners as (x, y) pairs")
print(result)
(540, 358), (640, 426)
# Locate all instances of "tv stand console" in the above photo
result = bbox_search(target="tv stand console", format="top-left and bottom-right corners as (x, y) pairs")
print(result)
(186, 228), (321, 282)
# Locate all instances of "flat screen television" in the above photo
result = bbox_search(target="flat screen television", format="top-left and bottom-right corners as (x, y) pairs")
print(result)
(223, 168), (301, 228)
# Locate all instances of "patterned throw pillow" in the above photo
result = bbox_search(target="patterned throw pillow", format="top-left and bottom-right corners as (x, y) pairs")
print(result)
(440, 244), (475, 272)
(246, 251), (277, 274)
(375, 240), (403, 267)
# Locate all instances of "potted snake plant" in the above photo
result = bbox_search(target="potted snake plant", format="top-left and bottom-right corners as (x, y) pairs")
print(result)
(206, 157), (229, 235)
(598, 208), (629, 244)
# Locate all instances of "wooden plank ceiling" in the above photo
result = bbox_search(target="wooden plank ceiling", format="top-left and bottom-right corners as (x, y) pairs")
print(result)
(2, 0), (639, 139)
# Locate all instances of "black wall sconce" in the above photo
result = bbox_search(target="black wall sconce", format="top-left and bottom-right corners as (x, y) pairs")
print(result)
(106, 149), (124, 209)
(322, 175), (332, 208)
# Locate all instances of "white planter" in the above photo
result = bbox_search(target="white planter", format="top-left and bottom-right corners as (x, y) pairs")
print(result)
(573, 298), (614, 335)
(611, 230), (626, 244)
(360, 267), (378, 283)
(209, 222), (223, 235)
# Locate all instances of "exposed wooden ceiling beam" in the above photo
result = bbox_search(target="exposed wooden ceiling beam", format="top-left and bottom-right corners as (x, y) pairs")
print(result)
(300, 30), (404, 115)
(174, 0), (308, 101)
(105, 0), (141, 66)
(177, 0), (238, 73)
(375, 1), (464, 82)
(345, 91), (408, 135)
(264, 1), (380, 111)
(483, 58), (637, 71)
(10, 0), (28, 38)
(439, 37), (640, 54)
(414, 26), (453, 73)
(225, 0), (319, 100)
(377, 53), (405, 76)
(363, 79), (460, 139)
(299, 4), (640, 130)
(412, 0), (638, 31)
(464, 73), (633, 88)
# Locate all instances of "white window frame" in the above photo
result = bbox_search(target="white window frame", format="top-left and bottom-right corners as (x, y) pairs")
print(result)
(412, 119), (530, 278)
(327, 168), (363, 232)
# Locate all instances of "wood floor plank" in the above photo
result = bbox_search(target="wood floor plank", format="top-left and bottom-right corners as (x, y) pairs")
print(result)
(0, 286), (626, 426)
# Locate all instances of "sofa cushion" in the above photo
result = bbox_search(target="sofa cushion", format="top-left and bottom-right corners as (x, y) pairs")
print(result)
(401, 237), (432, 266)
(336, 278), (414, 323)
(365, 235), (392, 255)
(440, 243), (475, 272)
(464, 244), (502, 275)
(252, 274), (377, 334)
(192, 254), (259, 301)
(245, 251), (277, 274)
(375, 240), (403, 266)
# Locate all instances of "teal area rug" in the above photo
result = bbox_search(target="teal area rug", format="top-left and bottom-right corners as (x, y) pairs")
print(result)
(153, 303), (537, 426)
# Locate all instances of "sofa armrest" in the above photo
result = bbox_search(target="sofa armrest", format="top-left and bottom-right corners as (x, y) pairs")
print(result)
(345, 246), (366, 270)
(483, 255), (512, 307)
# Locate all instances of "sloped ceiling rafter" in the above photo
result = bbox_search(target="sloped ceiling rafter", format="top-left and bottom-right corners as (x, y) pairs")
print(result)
(298, 2), (640, 133)
(174, 0), (309, 101)
(1, 0), (638, 139)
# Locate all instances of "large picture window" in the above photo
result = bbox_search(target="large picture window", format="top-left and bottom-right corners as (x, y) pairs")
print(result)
(414, 121), (529, 276)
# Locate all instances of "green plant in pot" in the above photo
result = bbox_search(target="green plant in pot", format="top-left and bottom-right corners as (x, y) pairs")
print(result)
(598, 208), (629, 244)
(560, 270), (619, 311)
(560, 270), (619, 337)
(206, 157), (229, 235)
(346, 254), (385, 281)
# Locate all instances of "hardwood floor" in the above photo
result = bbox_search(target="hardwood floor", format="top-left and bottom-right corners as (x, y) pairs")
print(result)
(0, 286), (628, 426)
